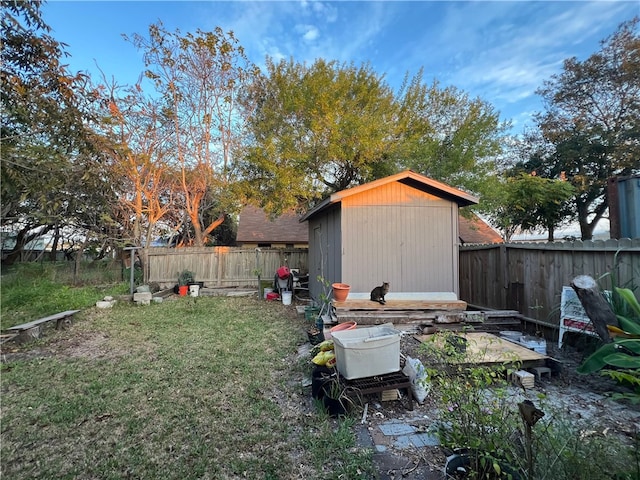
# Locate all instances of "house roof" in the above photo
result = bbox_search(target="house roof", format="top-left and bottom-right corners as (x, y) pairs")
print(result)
(459, 214), (503, 244)
(300, 170), (479, 222)
(236, 205), (309, 244)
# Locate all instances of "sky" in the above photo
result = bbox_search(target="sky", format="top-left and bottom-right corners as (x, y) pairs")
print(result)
(41, 0), (639, 137)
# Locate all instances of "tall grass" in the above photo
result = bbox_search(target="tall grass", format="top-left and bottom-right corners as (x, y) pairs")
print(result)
(1, 262), (129, 329)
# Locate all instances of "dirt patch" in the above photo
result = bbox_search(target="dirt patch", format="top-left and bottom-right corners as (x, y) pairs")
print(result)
(359, 332), (640, 479)
(1, 330), (132, 363)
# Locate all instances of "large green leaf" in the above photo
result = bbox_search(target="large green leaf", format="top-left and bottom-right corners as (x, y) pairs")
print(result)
(617, 315), (640, 335)
(603, 353), (640, 369)
(615, 287), (640, 318)
(614, 338), (640, 354)
(577, 342), (619, 374)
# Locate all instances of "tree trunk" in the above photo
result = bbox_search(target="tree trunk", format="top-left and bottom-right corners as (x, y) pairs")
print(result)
(570, 275), (619, 343)
(49, 224), (60, 261)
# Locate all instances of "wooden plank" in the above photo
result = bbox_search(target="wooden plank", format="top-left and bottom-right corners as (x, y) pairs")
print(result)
(333, 299), (467, 310)
(414, 332), (547, 364)
(1, 333), (18, 345)
(6, 310), (80, 332)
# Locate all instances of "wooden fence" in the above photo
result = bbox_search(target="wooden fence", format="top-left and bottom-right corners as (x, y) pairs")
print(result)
(459, 239), (640, 329)
(141, 241), (639, 331)
(142, 247), (309, 289)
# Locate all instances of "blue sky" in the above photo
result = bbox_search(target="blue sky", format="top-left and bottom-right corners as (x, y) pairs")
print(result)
(41, 1), (638, 135)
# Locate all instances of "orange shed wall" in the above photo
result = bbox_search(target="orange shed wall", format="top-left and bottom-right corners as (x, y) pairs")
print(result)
(340, 182), (460, 294)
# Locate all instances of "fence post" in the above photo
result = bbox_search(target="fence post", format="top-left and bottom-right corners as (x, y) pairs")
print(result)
(216, 247), (224, 286)
(499, 243), (509, 310)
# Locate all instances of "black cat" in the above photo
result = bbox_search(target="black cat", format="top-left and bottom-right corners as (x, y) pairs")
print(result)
(370, 282), (389, 305)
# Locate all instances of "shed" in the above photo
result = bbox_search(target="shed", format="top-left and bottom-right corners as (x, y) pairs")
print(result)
(300, 170), (479, 301)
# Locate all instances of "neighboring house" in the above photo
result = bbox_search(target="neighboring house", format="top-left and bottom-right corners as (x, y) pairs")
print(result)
(299, 170), (479, 300)
(459, 214), (503, 245)
(236, 205), (309, 249)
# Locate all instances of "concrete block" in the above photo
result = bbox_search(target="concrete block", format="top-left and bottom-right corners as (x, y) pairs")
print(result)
(133, 292), (152, 305)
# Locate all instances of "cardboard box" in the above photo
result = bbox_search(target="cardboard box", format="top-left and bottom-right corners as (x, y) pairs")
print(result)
(331, 324), (401, 379)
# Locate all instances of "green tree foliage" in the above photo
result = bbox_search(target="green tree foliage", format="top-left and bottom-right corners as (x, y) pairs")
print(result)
(532, 17), (640, 240)
(395, 70), (509, 195)
(240, 60), (508, 214)
(1, 0), (115, 263)
(127, 23), (259, 246)
(480, 172), (575, 242)
(240, 58), (399, 213)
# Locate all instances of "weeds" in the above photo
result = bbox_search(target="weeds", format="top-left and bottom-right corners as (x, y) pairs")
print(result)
(420, 330), (639, 479)
(1, 262), (128, 329)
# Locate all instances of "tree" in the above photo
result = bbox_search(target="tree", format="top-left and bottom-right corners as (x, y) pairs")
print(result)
(533, 17), (640, 240)
(479, 172), (575, 242)
(127, 23), (259, 246)
(1, 0), (114, 264)
(240, 58), (399, 214)
(98, 78), (177, 249)
(395, 70), (509, 195)
(240, 60), (509, 214)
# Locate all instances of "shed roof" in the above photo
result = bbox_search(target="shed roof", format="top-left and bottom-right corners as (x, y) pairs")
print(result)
(236, 205), (309, 244)
(300, 170), (479, 222)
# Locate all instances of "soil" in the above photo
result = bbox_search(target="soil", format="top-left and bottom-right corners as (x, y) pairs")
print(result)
(360, 333), (640, 479)
(3, 318), (639, 480)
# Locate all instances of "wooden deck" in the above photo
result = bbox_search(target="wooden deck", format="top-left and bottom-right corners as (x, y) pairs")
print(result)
(332, 298), (522, 332)
(333, 299), (468, 310)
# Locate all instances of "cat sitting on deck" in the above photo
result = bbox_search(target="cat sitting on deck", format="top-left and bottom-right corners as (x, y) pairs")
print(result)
(370, 282), (389, 305)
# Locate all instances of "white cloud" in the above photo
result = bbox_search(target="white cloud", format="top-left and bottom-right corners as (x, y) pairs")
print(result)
(295, 24), (320, 42)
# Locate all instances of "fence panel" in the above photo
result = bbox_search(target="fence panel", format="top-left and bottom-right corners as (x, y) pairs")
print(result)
(459, 239), (640, 327)
(144, 247), (308, 289)
(143, 241), (638, 329)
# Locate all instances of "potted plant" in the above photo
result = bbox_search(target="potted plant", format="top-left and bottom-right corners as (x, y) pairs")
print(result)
(307, 325), (325, 345)
(323, 376), (361, 417)
(316, 370), (361, 417)
(316, 276), (337, 328)
(177, 269), (195, 296)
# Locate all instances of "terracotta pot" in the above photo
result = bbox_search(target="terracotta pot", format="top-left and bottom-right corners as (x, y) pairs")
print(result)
(332, 283), (350, 302)
(330, 321), (357, 333)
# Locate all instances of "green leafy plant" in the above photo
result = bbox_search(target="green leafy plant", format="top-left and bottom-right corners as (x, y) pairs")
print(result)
(177, 269), (195, 286)
(577, 286), (640, 403)
(527, 401), (639, 480)
(420, 331), (525, 478)
(316, 368), (361, 416)
(315, 275), (336, 326)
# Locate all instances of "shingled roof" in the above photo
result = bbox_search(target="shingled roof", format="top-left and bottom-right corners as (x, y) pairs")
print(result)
(459, 214), (503, 244)
(236, 205), (309, 244)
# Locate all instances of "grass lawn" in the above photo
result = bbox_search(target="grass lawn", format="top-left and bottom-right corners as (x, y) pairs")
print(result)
(1, 295), (374, 479)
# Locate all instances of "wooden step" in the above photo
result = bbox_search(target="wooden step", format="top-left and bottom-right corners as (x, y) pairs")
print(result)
(333, 299), (468, 311)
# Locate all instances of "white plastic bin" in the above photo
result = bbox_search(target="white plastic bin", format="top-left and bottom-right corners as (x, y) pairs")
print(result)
(331, 324), (401, 379)
(520, 335), (547, 355)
